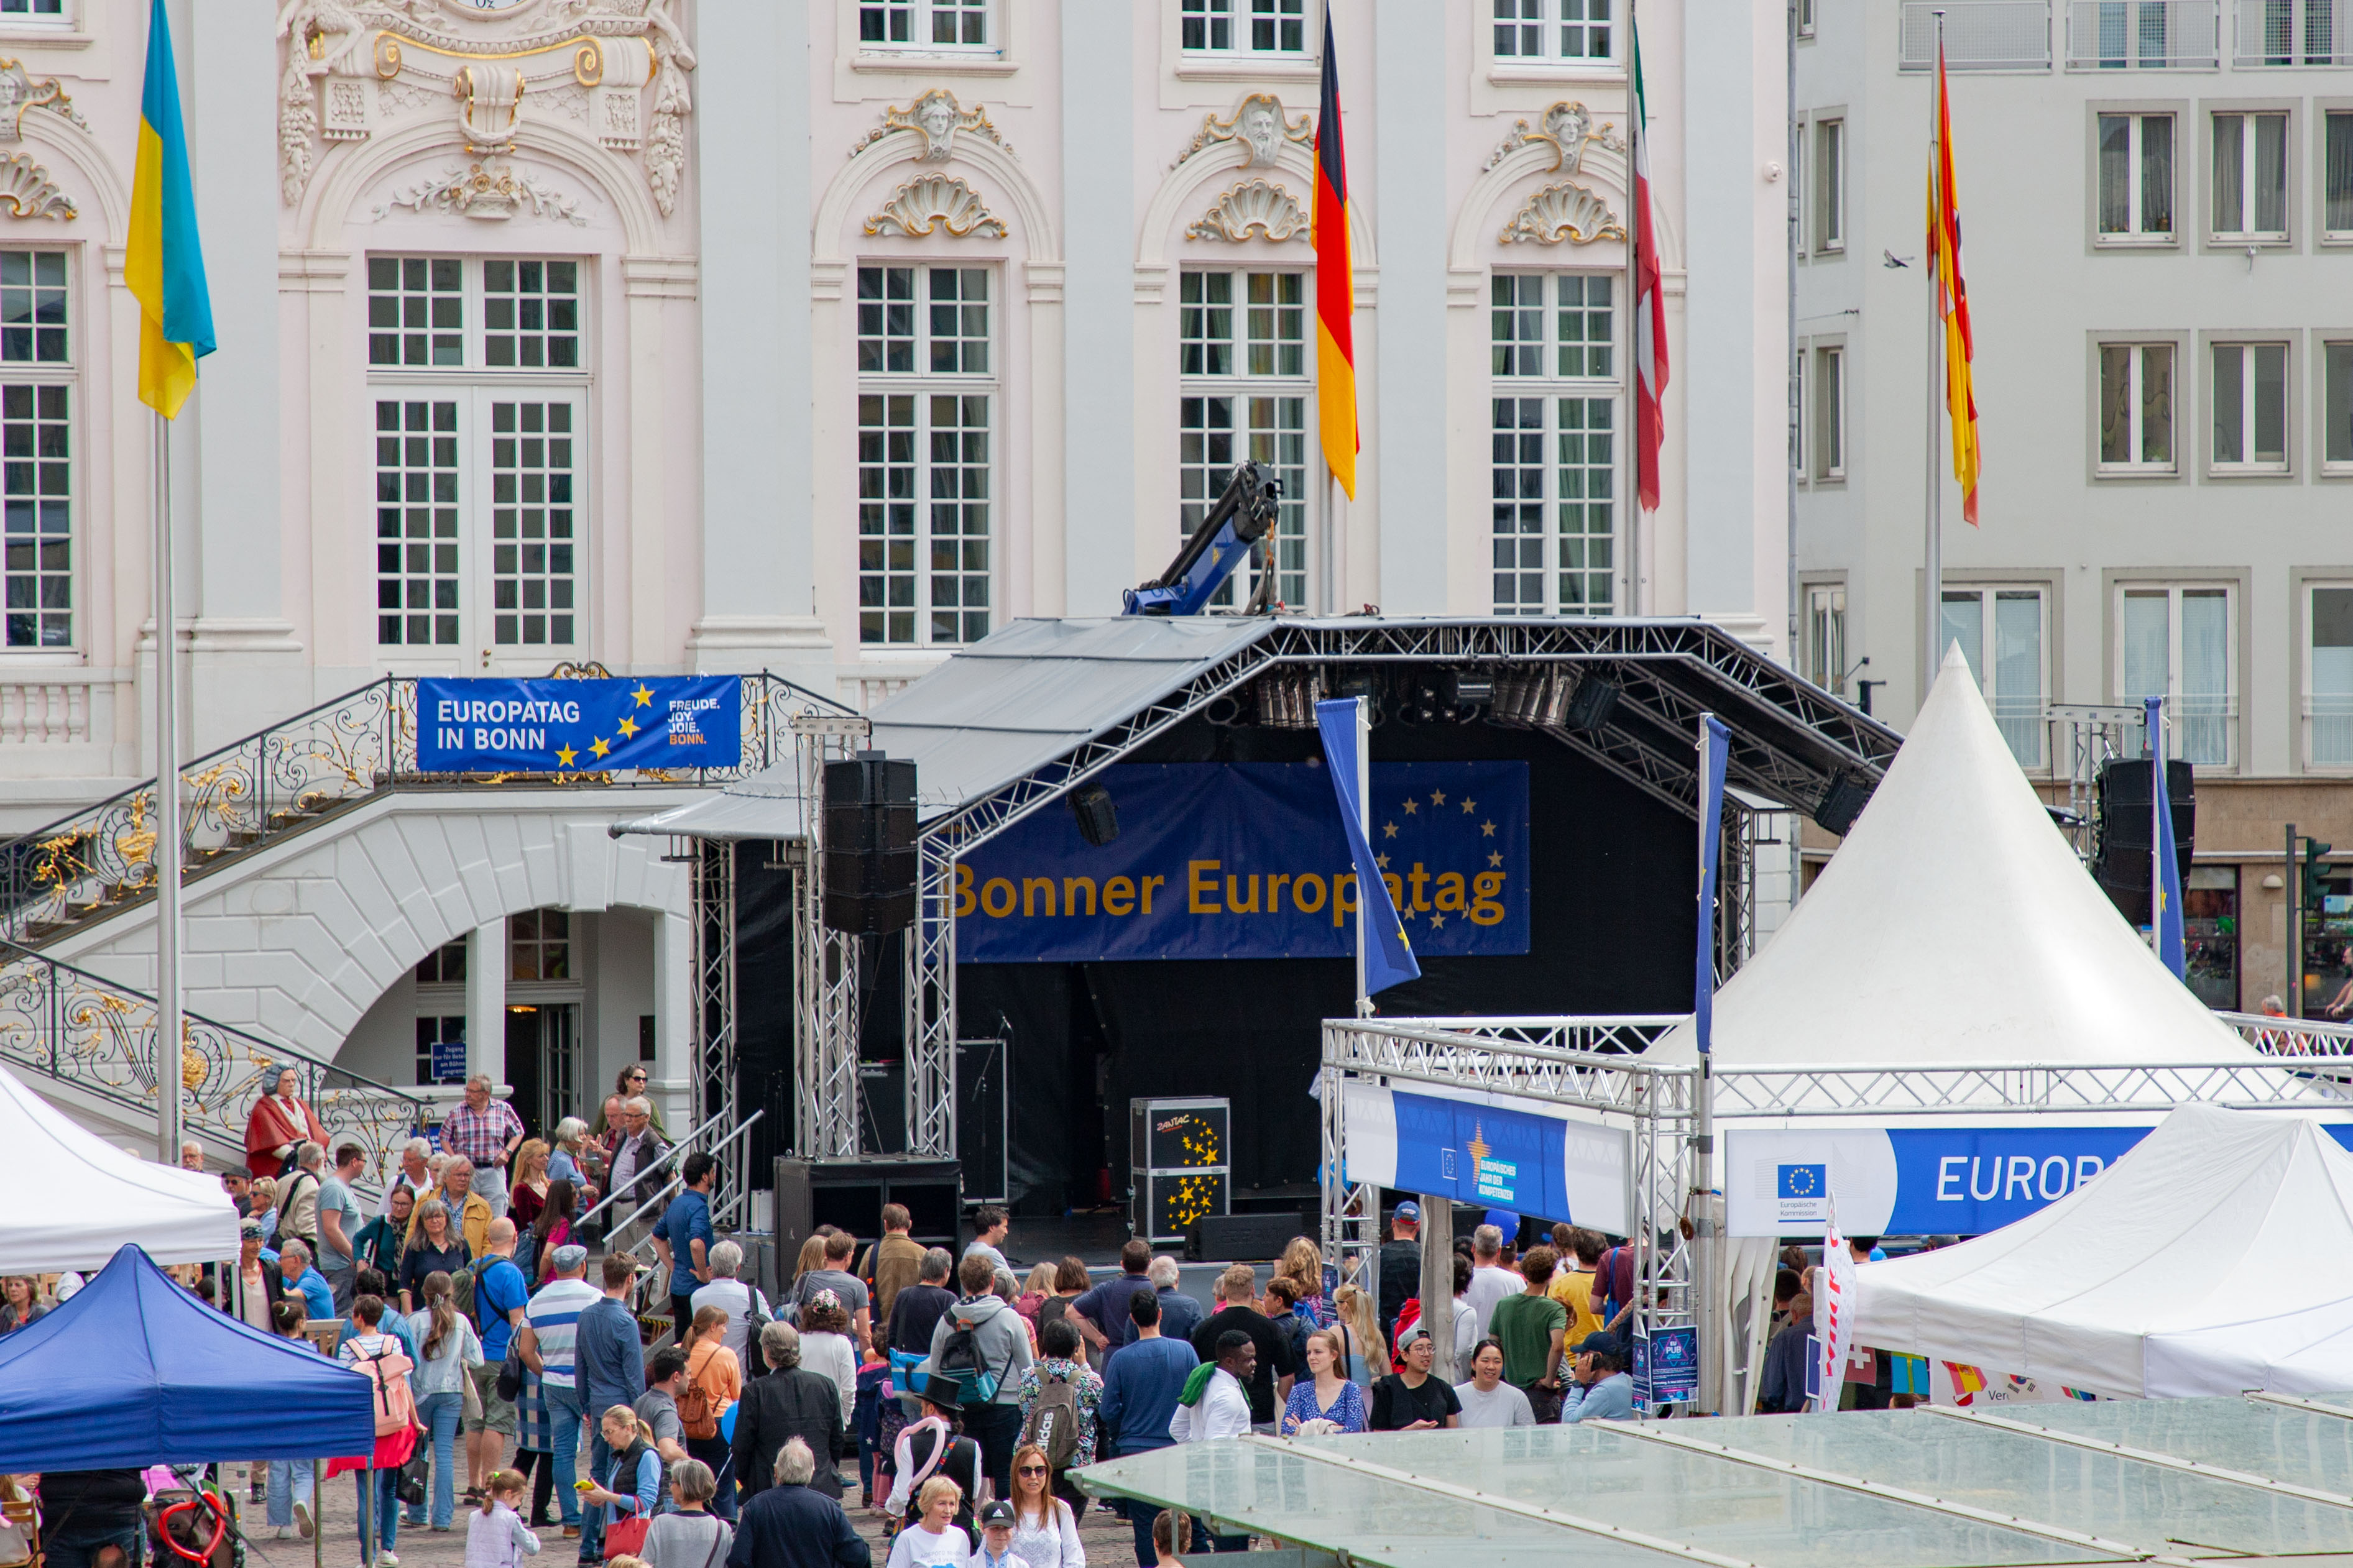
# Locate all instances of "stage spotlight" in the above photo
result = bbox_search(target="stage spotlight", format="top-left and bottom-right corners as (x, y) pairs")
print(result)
(1562, 674), (1621, 732)
(1068, 781), (1120, 846)
(1814, 773), (1872, 837)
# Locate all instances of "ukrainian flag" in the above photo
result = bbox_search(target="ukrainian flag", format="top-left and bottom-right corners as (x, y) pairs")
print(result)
(128, 0), (213, 418)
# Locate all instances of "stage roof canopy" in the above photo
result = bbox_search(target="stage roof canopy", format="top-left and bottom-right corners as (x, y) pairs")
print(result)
(620, 615), (1902, 846)
(1075, 1398), (2353, 1568)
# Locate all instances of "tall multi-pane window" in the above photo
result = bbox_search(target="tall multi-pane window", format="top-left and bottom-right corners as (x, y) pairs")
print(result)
(2097, 112), (2175, 241)
(1813, 345), (1844, 480)
(2324, 341), (2353, 469)
(2326, 112), (2353, 237)
(859, 0), (991, 49)
(2098, 342), (2175, 473)
(367, 256), (587, 658)
(2120, 585), (2233, 766)
(1814, 119), (1845, 252)
(1493, 0), (1616, 62)
(1182, 0), (1305, 54)
(2211, 112), (2288, 239)
(1180, 270), (1310, 609)
(2309, 585), (2353, 767)
(857, 264), (993, 646)
(1491, 272), (1618, 615)
(2211, 342), (2287, 471)
(1940, 587), (2046, 767)
(0, 252), (70, 650)
(1803, 582), (1846, 695)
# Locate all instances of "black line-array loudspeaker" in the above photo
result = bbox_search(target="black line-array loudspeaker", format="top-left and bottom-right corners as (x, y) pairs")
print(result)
(2091, 758), (2194, 925)
(821, 752), (918, 933)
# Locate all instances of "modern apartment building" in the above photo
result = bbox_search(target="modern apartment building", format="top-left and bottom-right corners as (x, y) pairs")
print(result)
(1795, 0), (2353, 1012)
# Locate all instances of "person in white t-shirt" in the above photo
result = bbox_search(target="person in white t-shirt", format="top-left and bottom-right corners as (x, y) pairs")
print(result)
(687, 1240), (773, 1365)
(1461, 1226), (1522, 1343)
(1453, 1338), (1535, 1429)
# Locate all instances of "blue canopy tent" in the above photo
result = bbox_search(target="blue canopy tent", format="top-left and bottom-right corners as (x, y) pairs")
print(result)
(0, 1244), (374, 1470)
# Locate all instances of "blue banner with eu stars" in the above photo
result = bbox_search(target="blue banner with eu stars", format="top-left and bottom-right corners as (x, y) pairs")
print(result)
(956, 761), (1529, 962)
(417, 676), (741, 774)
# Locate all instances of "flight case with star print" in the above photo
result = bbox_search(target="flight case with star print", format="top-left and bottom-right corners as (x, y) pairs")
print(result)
(1130, 1096), (1230, 1244)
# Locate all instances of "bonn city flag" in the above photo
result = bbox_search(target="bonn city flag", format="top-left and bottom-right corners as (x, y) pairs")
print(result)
(417, 676), (740, 774)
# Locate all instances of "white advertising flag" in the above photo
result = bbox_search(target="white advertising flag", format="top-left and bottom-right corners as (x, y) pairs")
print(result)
(1814, 1214), (1857, 1411)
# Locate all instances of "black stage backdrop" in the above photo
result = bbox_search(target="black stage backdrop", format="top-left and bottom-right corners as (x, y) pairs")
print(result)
(959, 716), (1697, 1213)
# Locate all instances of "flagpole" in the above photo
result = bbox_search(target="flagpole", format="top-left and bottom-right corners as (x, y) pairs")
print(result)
(1353, 694), (1371, 1018)
(1922, 12), (1946, 701)
(152, 408), (183, 1164)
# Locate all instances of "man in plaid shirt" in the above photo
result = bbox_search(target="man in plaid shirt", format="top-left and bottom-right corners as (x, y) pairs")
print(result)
(443, 1072), (527, 1220)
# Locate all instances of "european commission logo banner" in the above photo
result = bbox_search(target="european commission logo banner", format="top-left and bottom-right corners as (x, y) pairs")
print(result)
(1774, 1162), (1830, 1226)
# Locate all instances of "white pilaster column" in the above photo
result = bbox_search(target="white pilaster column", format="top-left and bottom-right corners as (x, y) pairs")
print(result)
(466, 917), (507, 1089)
(185, 0), (304, 752)
(1375, 1), (1448, 614)
(1060, 1), (1135, 615)
(653, 910), (694, 1135)
(691, 0), (830, 677)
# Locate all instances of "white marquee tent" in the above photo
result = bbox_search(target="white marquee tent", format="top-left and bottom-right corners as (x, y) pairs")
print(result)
(1853, 1102), (2353, 1397)
(0, 1063), (238, 1272)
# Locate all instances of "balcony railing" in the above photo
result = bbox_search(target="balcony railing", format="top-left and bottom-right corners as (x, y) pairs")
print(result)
(0, 943), (426, 1194)
(1900, 0), (2055, 68)
(2234, 0), (2353, 62)
(2066, 0), (2222, 66)
(0, 670), (849, 945)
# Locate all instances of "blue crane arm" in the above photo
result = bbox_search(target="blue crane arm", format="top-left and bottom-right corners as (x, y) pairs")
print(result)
(1121, 461), (1282, 616)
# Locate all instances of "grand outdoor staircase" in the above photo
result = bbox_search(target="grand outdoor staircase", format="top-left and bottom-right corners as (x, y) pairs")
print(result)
(0, 669), (840, 1183)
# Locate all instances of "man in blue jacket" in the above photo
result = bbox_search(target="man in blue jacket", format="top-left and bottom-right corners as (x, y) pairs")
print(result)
(726, 1437), (868, 1568)
(1096, 1291), (1197, 1567)
(574, 1252), (648, 1563)
(1560, 1331), (1636, 1423)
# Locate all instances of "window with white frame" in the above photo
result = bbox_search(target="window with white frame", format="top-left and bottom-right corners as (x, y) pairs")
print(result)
(1798, 0), (1815, 36)
(2098, 342), (2176, 473)
(2324, 341), (2353, 469)
(1813, 344), (1845, 480)
(2327, 112), (2353, 237)
(1491, 272), (1618, 615)
(1815, 118), (1845, 252)
(2119, 584), (2233, 766)
(1492, 0), (1616, 63)
(1941, 587), (2047, 768)
(1179, 269), (1311, 610)
(2211, 341), (2287, 471)
(859, 0), (991, 50)
(0, 1), (66, 19)
(367, 256), (587, 656)
(1803, 582), (1845, 695)
(857, 264), (994, 646)
(2211, 111), (2288, 240)
(2097, 112), (2176, 241)
(0, 250), (70, 651)
(2310, 585), (2353, 767)
(1182, 0), (1305, 55)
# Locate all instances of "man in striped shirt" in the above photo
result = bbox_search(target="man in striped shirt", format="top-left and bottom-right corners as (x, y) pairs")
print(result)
(517, 1244), (600, 1536)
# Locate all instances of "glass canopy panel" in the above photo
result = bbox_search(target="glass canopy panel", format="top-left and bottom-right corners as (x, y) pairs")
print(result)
(2002, 1395), (2353, 1498)
(1704, 1409), (2353, 1559)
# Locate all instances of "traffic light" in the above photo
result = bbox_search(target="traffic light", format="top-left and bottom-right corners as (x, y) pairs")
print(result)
(2304, 838), (2335, 913)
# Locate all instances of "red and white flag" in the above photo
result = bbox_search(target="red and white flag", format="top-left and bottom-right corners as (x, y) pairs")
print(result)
(1815, 1213), (1856, 1410)
(1631, 17), (1669, 513)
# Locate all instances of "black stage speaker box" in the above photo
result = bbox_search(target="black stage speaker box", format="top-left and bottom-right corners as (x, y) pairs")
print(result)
(855, 1043), (1007, 1201)
(2093, 758), (2195, 923)
(822, 753), (918, 933)
(1184, 1209), (1314, 1263)
(774, 1155), (961, 1257)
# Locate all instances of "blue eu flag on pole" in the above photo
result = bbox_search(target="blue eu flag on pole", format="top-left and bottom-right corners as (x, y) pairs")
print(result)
(2145, 696), (2186, 979)
(1694, 713), (1731, 1055)
(1315, 698), (1421, 997)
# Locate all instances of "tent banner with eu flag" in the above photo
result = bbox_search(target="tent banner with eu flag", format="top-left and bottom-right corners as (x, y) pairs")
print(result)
(417, 676), (740, 774)
(1338, 1078), (1630, 1233)
(957, 761), (1529, 963)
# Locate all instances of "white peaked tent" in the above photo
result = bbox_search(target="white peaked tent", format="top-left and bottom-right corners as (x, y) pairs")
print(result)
(1650, 645), (2259, 1069)
(1853, 1103), (2353, 1397)
(0, 1063), (237, 1272)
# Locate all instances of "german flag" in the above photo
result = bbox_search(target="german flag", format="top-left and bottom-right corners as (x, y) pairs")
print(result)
(1927, 40), (1980, 525)
(1312, 11), (1356, 500)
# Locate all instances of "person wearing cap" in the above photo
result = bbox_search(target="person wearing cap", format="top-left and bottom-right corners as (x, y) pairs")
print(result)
(517, 1242), (601, 1537)
(1369, 1323), (1460, 1432)
(1559, 1331), (1635, 1423)
(973, 1500), (1018, 1568)
(1376, 1202), (1422, 1335)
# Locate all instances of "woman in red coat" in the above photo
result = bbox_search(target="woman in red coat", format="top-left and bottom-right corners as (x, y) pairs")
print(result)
(244, 1066), (329, 1178)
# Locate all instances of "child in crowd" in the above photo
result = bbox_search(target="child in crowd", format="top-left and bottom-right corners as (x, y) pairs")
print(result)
(466, 1469), (540, 1568)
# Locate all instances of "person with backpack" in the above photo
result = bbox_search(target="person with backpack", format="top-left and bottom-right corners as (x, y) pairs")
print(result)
(924, 1252), (1033, 1499)
(883, 1385), (982, 1545)
(680, 1308), (744, 1521)
(467, 1219), (533, 1504)
(336, 1293), (423, 1565)
(1011, 1318), (1100, 1524)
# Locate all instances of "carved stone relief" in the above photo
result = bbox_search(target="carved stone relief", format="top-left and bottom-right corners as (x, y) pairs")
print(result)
(373, 159), (587, 225)
(849, 89), (1015, 164)
(863, 173), (1006, 240)
(0, 61), (85, 144)
(1187, 178), (1310, 244)
(1482, 99), (1626, 175)
(1172, 93), (1313, 170)
(277, 0), (696, 219)
(1498, 180), (1625, 245)
(0, 153), (72, 221)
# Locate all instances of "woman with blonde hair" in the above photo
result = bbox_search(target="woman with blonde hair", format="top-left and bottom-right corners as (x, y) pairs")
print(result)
(1279, 1329), (1368, 1436)
(1276, 1237), (1333, 1327)
(1330, 1283), (1388, 1391)
(885, 1475), (974, 1568)
(249, 1176), (282, 1246)
(578, 1406), (662, 1555)
(1003, 1441), (1082, 1568)
(1015, 1261), (1057, 1329)
(788, 1233), (829, 1298)
(507, 1139), (552, 1232)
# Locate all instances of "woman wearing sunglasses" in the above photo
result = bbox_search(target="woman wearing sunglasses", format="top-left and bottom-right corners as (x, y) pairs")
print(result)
(1002, 1443), (1082, 1568)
